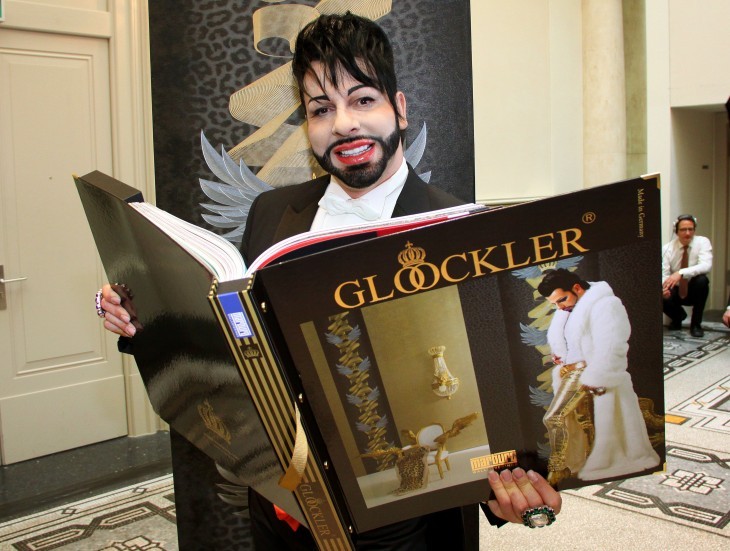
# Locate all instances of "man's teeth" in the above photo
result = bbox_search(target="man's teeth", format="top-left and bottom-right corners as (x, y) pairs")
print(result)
(339, 144), (371, 157)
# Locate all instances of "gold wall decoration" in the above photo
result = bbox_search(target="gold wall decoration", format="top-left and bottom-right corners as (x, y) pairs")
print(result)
(429, 345), (459, 398)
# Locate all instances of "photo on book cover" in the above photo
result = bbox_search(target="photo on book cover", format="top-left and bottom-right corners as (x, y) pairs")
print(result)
(255, 176), (666, 531)
(302, 284), (492, 510)
(297, 247), (665, 511)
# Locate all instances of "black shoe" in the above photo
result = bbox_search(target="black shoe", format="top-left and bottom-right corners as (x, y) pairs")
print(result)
(668, 320), (682, 330)
(690, 325), (704, 338)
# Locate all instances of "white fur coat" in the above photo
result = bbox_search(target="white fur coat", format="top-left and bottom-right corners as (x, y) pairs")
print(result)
(547, 281), (660, 480)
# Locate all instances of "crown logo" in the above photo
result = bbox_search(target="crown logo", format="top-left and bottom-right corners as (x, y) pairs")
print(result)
(198, 399), (231, 444)
(242, 344), (261, 359)
(398, 241), (427, 267)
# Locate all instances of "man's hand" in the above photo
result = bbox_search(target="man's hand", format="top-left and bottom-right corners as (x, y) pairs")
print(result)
(99, 283), (136, 337)
(581, 384), (607, 396)
(486, 468), (562, 524)
(662, 272), (682, 295)
(723, 308), (730, 329)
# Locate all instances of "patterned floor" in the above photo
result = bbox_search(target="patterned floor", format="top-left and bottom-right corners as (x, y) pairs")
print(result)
(0, 476), (177, 551)
(1, 325), (728, 550)
(564, 323), (730, 534)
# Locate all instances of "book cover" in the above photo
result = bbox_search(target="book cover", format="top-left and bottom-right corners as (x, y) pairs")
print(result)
(251, 175), (665, 533)
(77, 170), (665, 542)
(75, 170), (484, 549)
(73, 171), (305, 525)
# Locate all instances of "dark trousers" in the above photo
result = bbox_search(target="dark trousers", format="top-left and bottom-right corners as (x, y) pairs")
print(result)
(663, 274), (709, 327)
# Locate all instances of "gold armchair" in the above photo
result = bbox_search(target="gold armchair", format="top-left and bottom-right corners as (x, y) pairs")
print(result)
(417, 424), (450, 479)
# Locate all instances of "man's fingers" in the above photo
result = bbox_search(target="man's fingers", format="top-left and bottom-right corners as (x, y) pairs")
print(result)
(525, 469), (562, 513)
(487, 470), (526, 523)
(101, 298), (130, 323)
(99, 283), (136, 336)
(487, 468), (563, 525)
(103, 312), (136, 336)
(102, 283), (121, 305)
(512, 468), (545, 508)
(485, 498), (506, 521)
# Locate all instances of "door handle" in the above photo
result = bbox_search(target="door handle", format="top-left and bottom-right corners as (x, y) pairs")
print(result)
(0, 265), (27, 310)
(0, 276), (29, 284)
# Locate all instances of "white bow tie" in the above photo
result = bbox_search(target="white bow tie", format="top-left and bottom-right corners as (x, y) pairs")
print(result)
(319, 193), (381, 221)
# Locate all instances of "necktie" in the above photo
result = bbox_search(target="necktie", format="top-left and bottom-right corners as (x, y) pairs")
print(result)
(319, 193), (381, 221)
(678, 245), (688, 299)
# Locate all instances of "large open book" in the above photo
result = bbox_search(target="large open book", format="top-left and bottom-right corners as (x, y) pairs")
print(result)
(75, 171), (665, 549)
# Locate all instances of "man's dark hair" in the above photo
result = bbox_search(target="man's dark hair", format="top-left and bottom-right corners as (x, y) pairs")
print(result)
(292, 12), (403, 120)
(537, 269), (591, 297)
(673, 213), (697, 233)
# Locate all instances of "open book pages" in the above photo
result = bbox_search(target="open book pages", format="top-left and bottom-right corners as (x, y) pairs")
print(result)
(243, 202), (486, 276)
(129, 202), (247, 282)
(130, 200), (486, 282)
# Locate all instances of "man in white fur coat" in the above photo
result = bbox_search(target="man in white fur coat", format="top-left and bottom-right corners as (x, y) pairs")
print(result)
(537, 269), (660, 487)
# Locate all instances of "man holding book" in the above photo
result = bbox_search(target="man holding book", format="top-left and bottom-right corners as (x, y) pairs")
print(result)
(96, 12), (561, 549)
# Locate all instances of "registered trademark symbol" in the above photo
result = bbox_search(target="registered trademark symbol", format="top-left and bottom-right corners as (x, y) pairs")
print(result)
(582, 212), (596, 224)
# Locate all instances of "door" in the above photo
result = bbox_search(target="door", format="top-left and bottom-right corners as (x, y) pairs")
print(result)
(0, 27), (127, 464)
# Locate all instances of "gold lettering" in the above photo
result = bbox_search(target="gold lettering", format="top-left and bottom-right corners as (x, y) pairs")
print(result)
(363, 275), (394, 303)
(331, 228), (592, 307)
(558, 228), (588, 255)
(502, 241), (531, 269)
(334, 281), (366, 309)
(530, 233), (558, 262)
(394, 263), (440, 294)
(441, 253), (470, 283)
(468, 246), (503, 275)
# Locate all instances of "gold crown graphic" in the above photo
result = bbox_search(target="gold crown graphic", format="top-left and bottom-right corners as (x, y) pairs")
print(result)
(243, 345), (261, 359)
(198, 399), (232, 444)
(398, 241), (427, 267)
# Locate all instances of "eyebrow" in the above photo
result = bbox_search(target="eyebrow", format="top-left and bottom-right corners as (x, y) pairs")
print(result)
(306, 83), (369, 106)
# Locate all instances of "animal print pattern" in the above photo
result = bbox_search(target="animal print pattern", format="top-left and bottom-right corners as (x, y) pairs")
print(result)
(150, 0), (475, 227)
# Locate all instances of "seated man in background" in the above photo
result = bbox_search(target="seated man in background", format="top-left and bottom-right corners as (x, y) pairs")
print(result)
(661, 214), (712, 337)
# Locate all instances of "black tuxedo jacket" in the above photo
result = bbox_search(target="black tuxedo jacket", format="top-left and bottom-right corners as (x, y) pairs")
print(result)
(239, 167), (463, 265)
(239, 168), (488, 550)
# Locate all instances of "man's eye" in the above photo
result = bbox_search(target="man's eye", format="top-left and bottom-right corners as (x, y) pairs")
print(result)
(311, 107), (330, 117)
(357, 96), (374, 106)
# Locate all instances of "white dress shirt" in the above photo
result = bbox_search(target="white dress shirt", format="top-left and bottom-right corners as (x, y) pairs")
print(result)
(310, 159), (408, 231)
(661, 235), (713, 280)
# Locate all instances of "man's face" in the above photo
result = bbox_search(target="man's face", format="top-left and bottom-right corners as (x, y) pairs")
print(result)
(301, 61), (408, 197)
(547, 285), (582, 312)
(676, 219), (696, 246)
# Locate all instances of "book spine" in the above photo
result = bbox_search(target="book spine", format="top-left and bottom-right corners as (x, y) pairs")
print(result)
(209, 280), (354, 550)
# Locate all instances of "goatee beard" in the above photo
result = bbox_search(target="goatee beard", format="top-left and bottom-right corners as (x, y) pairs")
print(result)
(313, 128), (401, 189)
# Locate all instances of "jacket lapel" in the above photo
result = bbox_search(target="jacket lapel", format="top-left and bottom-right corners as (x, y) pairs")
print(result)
(271, 175), (329, 244)
(392, 168), (431, 217)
